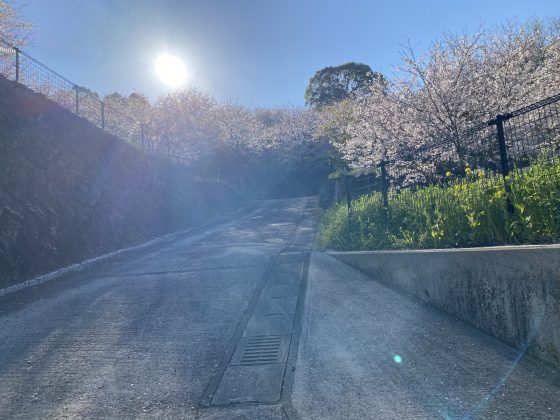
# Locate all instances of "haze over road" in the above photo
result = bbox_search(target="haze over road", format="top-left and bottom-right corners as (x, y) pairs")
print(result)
(1, 197), (559, 419)
(0, 198), (317, 419)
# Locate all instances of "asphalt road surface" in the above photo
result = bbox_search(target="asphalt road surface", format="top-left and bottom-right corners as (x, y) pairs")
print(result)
(1, 197), (559, 419)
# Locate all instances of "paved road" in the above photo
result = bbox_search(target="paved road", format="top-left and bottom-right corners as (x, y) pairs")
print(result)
(292, 252), (560, 419)
(0, 198), (317, 419)
(2, 196), (560, 419)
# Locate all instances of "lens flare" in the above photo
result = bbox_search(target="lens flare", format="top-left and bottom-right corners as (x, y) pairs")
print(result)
(393, 355), (402, 363)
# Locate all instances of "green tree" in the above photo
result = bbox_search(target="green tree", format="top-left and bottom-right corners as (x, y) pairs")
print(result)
(304, 62), (383, 109)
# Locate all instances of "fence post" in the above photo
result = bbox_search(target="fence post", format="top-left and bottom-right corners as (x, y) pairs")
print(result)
(380, 160), (389, 210)
(74, 85), (80, 115)
(494, 114), (514, 214)
(14, 47), (20, 82)
(344, 175), (353, 239)
(345, 175), (352, 211)
(495, 115), (510, 177)
(100, 101), (105, 129)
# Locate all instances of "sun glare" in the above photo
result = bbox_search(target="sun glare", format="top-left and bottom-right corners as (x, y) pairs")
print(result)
(155, 53), (188, 88)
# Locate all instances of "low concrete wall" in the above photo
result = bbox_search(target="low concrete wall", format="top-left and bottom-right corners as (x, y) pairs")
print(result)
(329, 245), (560, 367)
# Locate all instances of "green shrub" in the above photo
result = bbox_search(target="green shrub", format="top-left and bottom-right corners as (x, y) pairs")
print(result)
(318, 159), (560, 250)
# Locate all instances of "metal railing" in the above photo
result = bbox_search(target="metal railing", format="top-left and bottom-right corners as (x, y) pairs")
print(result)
(0, 38), (142, 145)
(348, 92), (560, 216)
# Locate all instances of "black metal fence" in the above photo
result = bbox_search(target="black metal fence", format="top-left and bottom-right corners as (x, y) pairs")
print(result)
(348, 92), (560, 218)
(0, 38), (142, 145)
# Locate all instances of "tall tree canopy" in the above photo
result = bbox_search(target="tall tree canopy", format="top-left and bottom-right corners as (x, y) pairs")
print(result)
(304, 62), (384, 109)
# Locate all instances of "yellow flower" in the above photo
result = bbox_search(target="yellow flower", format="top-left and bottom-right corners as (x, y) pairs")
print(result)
(445, 171), (452, 177)
(478, 170), (486, 178)
(465, 167), (472, 175)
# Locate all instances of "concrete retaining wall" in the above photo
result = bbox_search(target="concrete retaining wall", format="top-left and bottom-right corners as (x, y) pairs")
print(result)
(329, 245), (560, 367)
(0, 76), (241, 288)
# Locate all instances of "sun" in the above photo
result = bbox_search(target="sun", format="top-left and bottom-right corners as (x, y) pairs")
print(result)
(155, 53), (188, 88)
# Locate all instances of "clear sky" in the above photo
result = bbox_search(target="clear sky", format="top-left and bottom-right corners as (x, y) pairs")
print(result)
(13, 0), (560, 107)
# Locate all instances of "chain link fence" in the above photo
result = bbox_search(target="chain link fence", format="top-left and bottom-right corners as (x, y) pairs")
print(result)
(0, 38), (143, 145)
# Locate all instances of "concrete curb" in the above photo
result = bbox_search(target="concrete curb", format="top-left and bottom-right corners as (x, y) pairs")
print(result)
(0, 203), (255, 298)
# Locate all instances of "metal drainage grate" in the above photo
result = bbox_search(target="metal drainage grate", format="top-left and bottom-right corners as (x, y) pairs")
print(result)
(233, 335), (284, 366)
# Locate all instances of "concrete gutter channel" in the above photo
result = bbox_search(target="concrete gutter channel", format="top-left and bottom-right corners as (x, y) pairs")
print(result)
(199, 206), (317, 418)
(329, 244), (560, 368)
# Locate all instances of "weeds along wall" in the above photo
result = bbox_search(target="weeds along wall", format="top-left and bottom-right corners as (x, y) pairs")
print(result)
(0, 76), (241, 288)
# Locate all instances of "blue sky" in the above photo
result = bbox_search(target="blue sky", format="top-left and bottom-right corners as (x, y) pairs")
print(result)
(14, 0), (560, 107)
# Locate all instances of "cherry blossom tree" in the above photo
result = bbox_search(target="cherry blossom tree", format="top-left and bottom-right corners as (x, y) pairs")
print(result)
(212, 102), (263, 183)
(0, 0), (32, 47)
(149, 87), (218, 163)
(335, 18), (560, 183)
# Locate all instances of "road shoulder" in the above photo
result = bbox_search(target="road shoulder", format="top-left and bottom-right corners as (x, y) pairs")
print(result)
(291, 251), (560, 419)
